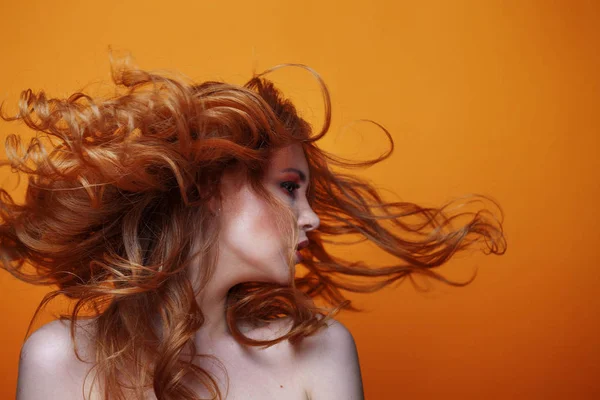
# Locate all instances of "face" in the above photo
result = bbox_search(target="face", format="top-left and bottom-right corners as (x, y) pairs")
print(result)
(216, 143), (320, 285)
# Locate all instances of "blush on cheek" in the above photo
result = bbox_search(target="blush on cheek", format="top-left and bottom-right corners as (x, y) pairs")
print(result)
(254, 206), (283, 247)
(230, 188), (285, 256)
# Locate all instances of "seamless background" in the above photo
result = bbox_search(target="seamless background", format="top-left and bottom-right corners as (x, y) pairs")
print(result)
(0, 1), (598, 399)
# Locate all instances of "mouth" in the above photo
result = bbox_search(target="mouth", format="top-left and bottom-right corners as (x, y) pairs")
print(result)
(296, 240), (310, 250)
(295, 240), (310, 263)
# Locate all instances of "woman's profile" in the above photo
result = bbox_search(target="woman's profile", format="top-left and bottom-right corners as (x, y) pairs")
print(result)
(0, 56), (507, 399)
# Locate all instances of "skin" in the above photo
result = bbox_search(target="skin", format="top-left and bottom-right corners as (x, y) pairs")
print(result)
(188, 143), (321, 342)
(16, 143), (364, 399)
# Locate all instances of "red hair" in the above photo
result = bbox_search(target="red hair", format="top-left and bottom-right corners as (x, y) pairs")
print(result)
(0, 58), (507, 399)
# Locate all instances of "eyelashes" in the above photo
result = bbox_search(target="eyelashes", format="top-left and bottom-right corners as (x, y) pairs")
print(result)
(280, 181), (300, 197)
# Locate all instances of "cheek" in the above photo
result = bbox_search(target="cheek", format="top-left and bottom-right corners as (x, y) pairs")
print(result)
(222, 188), (284, 265)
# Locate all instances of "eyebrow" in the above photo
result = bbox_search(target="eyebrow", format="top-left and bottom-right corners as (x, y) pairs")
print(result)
(281, 168), (307, 182)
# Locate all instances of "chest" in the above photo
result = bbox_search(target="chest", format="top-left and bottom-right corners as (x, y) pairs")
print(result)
(91, 340), (310, 400)
(179, 357), (308, 399)
(180, 340), (308, 400)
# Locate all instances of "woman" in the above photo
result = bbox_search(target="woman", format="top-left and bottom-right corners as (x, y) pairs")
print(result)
(0, 59), (507, 399)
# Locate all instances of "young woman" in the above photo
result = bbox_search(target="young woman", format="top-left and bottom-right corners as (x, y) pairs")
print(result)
(0, 59), (507, 399)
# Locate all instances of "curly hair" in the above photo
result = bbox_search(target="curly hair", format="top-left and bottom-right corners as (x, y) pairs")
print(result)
(0, 58), (507, 399)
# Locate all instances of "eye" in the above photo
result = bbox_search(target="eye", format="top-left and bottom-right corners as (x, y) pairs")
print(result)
(281, 181), (300, 197)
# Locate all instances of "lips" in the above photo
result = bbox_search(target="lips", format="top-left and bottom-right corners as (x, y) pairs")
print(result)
(296, 240), (310, 250)
(295, 240), (309, 263)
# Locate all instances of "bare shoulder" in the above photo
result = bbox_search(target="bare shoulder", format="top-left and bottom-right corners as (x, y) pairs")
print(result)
(242, 316), (364, 398)
(297, 318), (364, 400)
(302, 317), (356, 350)
(17, 318), (98, 400)
(20, 318), (97, 364)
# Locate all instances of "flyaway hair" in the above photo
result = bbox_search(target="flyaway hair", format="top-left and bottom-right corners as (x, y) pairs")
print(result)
(0, 58), (507, 399)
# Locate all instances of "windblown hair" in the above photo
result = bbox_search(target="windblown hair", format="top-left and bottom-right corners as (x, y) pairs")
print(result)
(0, 58), (507, 399)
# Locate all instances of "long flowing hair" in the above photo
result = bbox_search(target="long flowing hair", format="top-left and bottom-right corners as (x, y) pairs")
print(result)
(0, 57), (507, 399)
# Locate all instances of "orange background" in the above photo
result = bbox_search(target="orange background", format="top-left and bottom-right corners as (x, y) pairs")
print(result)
(1, 1), (598, 399)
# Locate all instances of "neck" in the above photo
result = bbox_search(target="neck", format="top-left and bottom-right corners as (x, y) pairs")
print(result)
(185, 248), (256, 345)
(193, 279), (233, 342)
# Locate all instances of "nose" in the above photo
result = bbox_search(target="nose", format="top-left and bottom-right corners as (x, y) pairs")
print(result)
(298, 203), (320, 232)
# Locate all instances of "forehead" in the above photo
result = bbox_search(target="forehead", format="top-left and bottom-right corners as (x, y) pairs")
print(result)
(268, 144), (309, 174)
